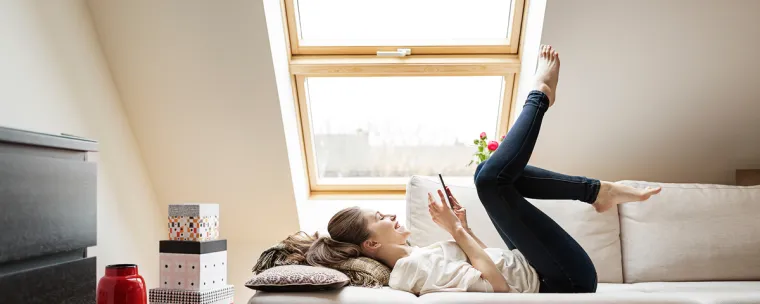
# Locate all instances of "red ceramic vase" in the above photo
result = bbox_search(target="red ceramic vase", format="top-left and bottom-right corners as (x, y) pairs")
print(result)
(96, 264), (147, 304)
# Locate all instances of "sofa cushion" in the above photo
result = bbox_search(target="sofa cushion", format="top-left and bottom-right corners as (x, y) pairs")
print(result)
(247, 284), (760, 304)
(618, 181), (760, 283)
(623, 281), (760, 303)
(248, 286), (418, 304)
(629, 281), (760, 293)
(676, 292), (760, 304)
(418, 292), (698, 303)
(595, 283), (644, 293)
(405, 175), (624, 283)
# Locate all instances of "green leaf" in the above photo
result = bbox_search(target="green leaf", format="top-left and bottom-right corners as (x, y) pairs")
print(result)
(478, 145), (484, 152)
(473, 139), (479, 145)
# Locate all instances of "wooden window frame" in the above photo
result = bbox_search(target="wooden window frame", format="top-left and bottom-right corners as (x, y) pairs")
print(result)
(284, 0), (526, 55)
(280, 0), (529, 196)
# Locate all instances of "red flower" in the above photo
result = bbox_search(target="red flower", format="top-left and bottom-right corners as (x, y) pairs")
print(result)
(487, 140), (499, 151)
(479, 132), (487, 140)
(500, 135), (506, 141)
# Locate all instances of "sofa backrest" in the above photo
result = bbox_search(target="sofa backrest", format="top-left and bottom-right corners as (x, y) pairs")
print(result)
(405, 175), (625, 283)
(618, 181), (760, 283)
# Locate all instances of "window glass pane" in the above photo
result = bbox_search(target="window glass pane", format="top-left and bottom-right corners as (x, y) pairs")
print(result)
(295, 0), (513, 46)
(305, 76), (504, 184)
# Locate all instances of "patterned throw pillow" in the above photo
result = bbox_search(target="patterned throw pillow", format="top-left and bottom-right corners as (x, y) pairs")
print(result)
(245, 265), (350, 292)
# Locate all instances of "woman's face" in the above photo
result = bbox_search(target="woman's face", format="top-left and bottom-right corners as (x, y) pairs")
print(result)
(363, 209), (411, 247)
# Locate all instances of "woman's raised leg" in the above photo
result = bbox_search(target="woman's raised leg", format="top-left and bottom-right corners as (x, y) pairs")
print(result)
(475, 46), (597, 293)
(474, 46), (660, 292)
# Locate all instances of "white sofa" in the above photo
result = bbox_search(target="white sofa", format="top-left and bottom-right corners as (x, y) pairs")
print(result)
(250, 176), (760, 304)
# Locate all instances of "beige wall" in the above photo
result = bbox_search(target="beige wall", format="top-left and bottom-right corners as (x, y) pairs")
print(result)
(87, 1), (301, 302)
(527, 0), (760, 184)
(0, 0), (163, 285)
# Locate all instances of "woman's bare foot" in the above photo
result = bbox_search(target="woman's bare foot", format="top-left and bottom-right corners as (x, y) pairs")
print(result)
(534, 45), (561, 106)
(592, 182), (662, 213)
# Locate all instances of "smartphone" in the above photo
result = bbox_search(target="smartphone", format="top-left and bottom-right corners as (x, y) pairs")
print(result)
(438, 174), (454, 208)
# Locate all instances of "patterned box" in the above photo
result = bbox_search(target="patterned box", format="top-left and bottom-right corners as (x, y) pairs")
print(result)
(160, 240), (227, 291)
(149, 285), (234, 304)
(168, 204), (219, 242)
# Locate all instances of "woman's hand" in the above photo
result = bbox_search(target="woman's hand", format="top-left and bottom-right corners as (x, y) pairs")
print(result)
(446, 187), (469, 231)
(435, 187), (510, 292)
(428, 190), (463, 235)
(446, 187), (487, 248)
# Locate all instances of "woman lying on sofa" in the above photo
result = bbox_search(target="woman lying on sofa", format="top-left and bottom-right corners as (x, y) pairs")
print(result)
(304, 45), (662, 295)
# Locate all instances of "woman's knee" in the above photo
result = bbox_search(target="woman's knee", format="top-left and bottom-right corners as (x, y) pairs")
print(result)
(474, 160), (501, 189)
(475, 161), (522, 191)
(474, 169), (497, 193)
(474, 161), (486, 182)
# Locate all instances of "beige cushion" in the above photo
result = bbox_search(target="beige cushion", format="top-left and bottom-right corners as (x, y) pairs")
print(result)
(248, 284), (760, 304)
(675, 292), (760, 304)
(596, 283), (644, 293)
(245, 265), (349, 292)
(599, 282), (760, 304)
(418, 292), (699, 304)
(248, 286), (418, 304)
(618, 181), (760, 283)
(405, 175), (624, 283)
(629, 281), (760, 293)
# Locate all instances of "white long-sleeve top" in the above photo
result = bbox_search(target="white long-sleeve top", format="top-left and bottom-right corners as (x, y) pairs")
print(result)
(388, 240), (540, 295)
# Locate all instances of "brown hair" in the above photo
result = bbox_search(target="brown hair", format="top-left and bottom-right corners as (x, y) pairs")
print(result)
(290, 207), (371, 267)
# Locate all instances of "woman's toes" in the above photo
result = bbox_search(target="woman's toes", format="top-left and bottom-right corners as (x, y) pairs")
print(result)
(641, 187), (662, 200)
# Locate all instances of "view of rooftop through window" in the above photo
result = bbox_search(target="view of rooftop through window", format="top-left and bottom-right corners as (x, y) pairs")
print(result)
(305, 76), (504, 181)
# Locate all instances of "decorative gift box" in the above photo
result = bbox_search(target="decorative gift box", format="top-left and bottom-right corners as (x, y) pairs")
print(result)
(149, 285), (234, 304)
(168, 204), (219, 242)
(159, 240), (227, 291)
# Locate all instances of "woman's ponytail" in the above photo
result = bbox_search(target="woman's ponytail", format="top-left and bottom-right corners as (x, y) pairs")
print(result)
(280, 207), (370, 268)
(306, 236), (362, 267)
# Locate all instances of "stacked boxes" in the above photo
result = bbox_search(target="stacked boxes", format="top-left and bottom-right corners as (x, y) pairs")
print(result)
(150, 204), (233, 304)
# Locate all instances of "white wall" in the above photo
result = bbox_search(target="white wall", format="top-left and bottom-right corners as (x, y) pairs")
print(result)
(259, 0), (412, 237)
(86, 1), (301, 302)
(515, 0), (546, 111)
(526, 0), (760, 184)
(0, 0), (163, 285)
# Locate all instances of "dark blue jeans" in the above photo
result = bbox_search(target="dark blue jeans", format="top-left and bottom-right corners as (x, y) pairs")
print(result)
(474, 90), (600, 293)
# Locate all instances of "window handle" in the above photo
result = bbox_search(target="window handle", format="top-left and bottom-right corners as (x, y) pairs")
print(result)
(377, 48), (411, 57)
